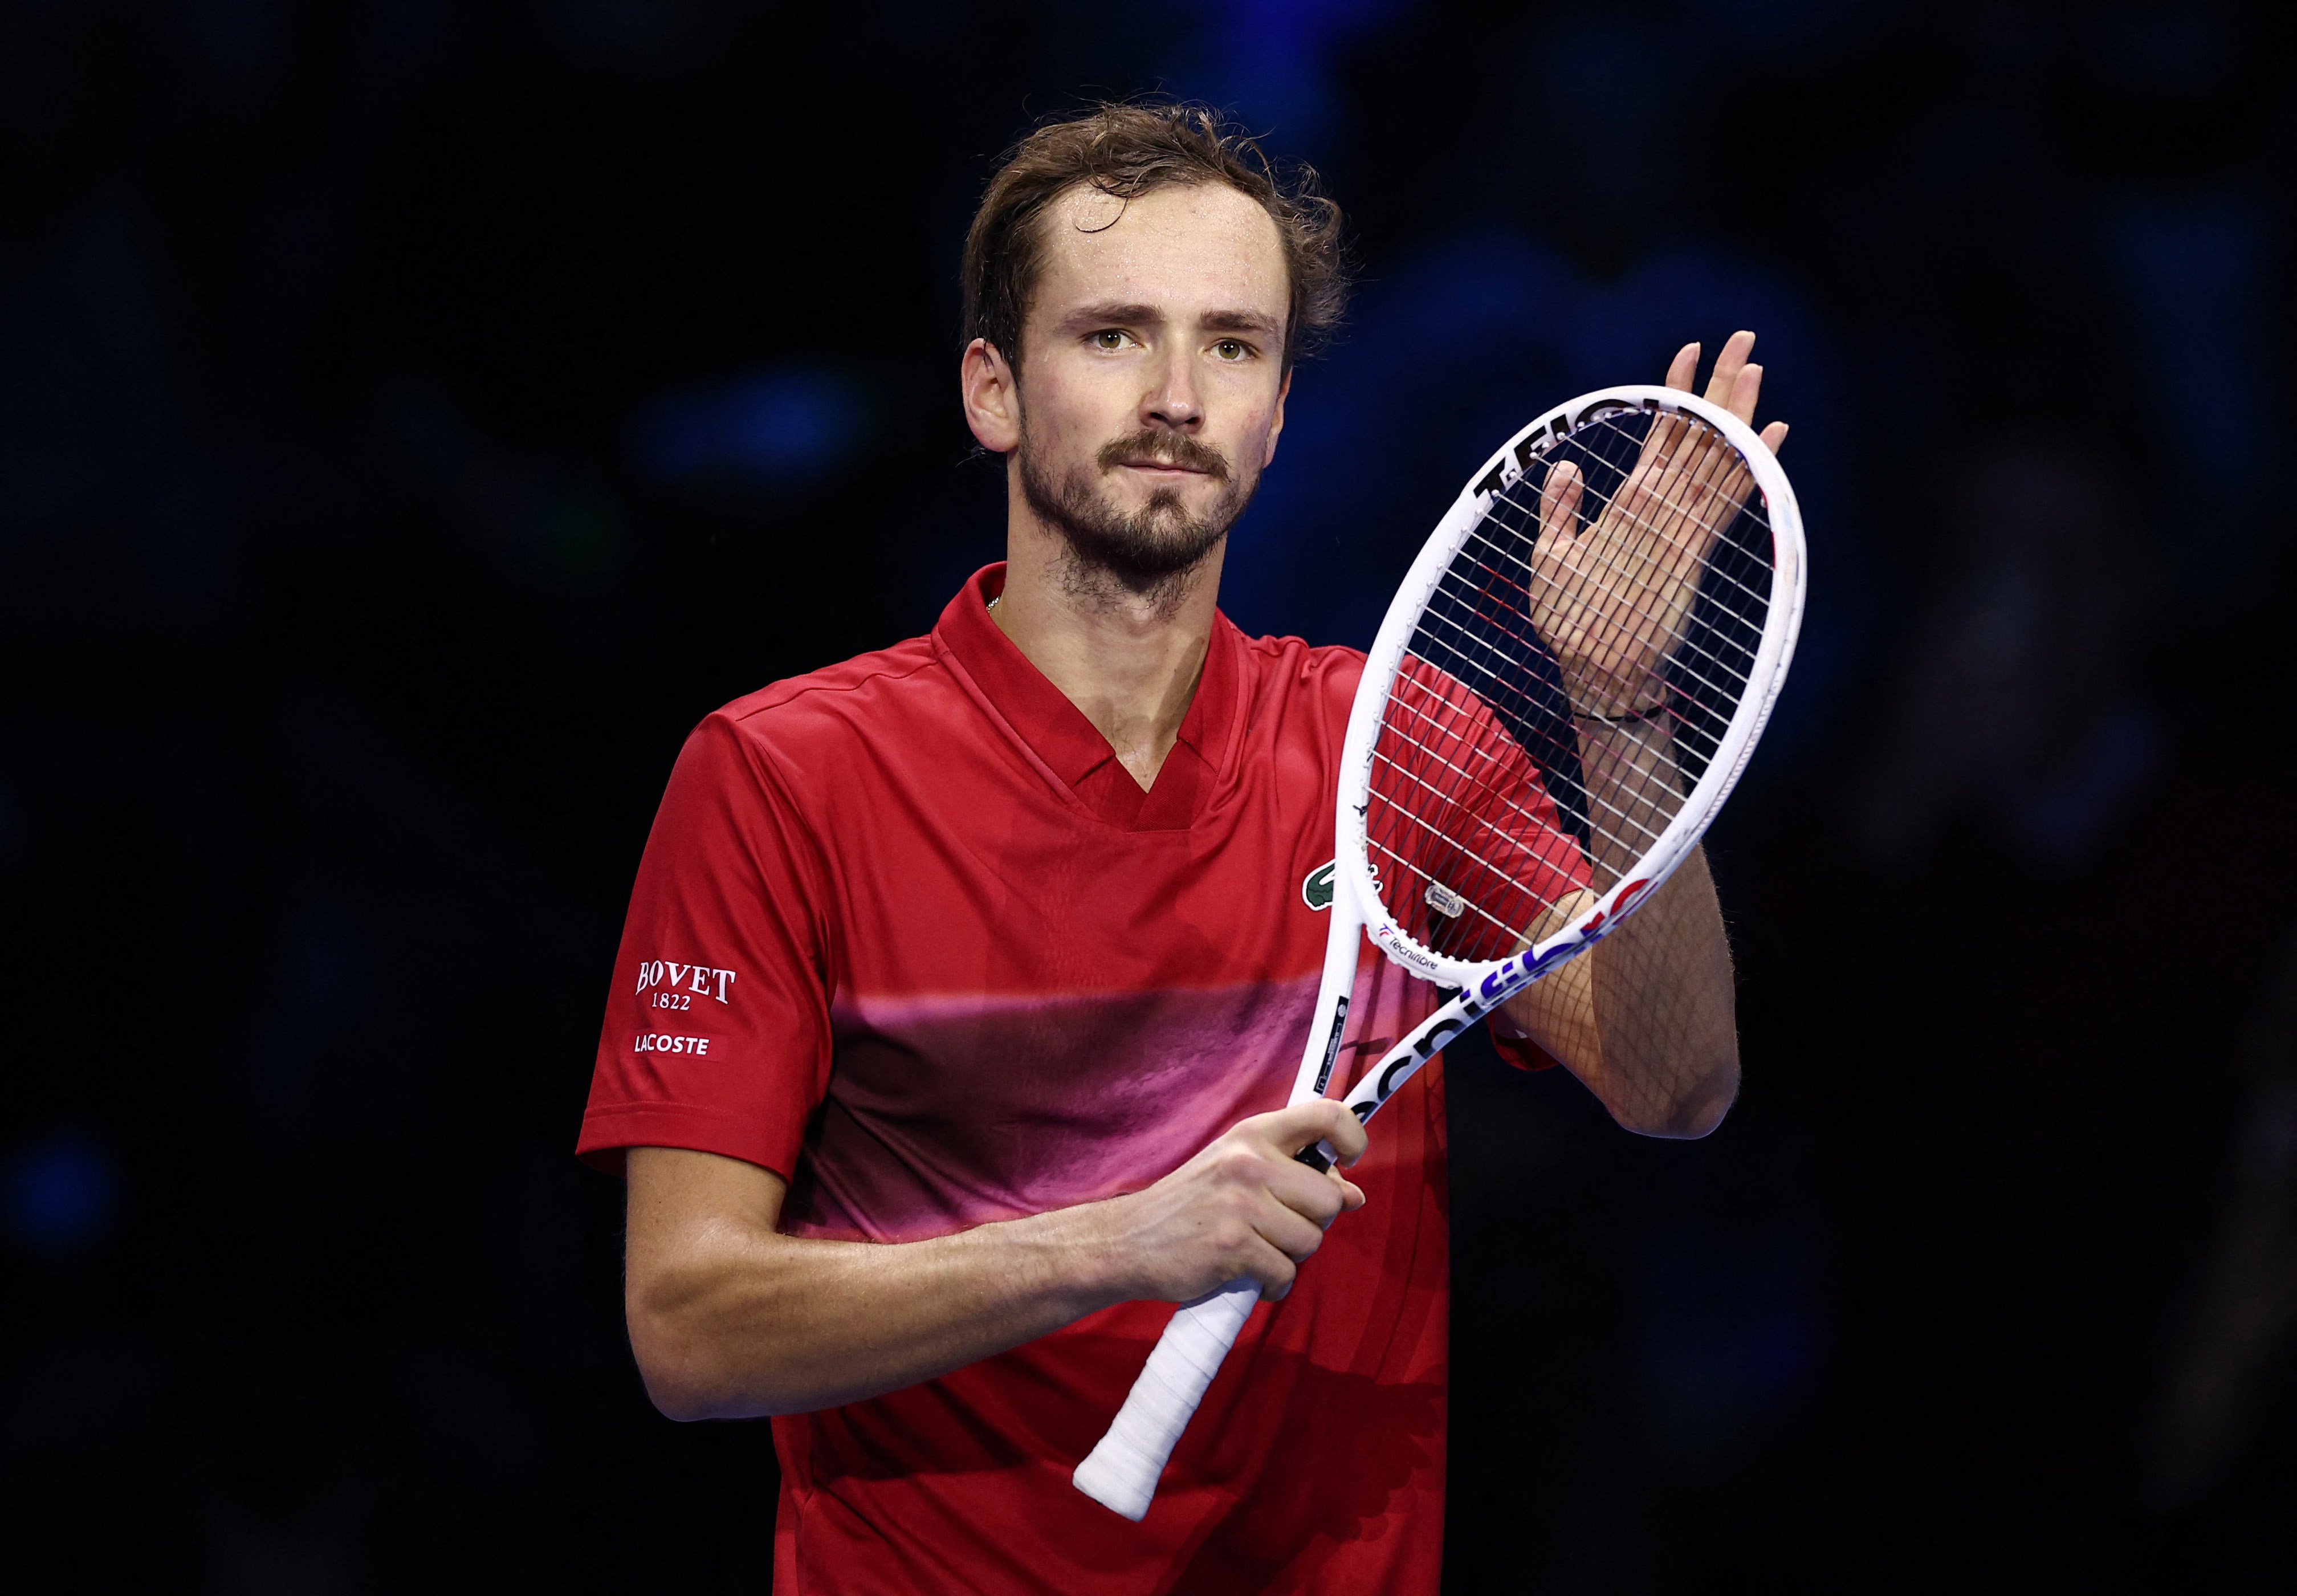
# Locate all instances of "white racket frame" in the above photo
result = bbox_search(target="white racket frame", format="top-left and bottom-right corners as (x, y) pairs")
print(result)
(1073, 385), (1807, 1521)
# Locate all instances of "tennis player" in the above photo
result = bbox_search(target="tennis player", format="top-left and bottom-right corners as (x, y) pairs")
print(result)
(580, 102), (1765, 1594)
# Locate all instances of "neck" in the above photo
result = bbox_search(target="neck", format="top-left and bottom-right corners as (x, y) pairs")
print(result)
(989, 477), (1224, 792)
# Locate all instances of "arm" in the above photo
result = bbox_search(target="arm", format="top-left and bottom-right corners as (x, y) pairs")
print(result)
(1501, 720), (1738, 1138)
(1499, 332), (1781, 1137)
(623, 1098), (1368, 1420)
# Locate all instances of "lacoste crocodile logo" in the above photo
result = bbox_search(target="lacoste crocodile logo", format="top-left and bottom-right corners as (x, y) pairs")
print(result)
(1302, 860), (1336, 910)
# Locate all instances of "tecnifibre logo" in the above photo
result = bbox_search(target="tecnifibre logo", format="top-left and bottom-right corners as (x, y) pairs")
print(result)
(1302, 860), (1335, 910)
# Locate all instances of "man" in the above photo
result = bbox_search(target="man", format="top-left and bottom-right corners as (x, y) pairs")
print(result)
(580, 102), (1776, 1593)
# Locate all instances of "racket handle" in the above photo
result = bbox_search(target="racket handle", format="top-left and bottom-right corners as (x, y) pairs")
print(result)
(1072, 1278), (1261, 1521)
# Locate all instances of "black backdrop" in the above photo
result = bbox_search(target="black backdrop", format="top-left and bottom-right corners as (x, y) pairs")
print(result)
(5, 2), (2295, 1590)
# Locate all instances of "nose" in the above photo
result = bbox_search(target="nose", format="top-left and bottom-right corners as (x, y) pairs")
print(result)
(1143, 346), (1203, 432)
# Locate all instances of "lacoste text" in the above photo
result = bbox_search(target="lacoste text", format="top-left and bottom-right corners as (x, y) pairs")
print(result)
(635, 1033), (711, 1056)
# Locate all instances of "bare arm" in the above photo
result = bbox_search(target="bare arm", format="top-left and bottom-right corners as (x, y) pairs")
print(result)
(1500, 715), (1738, 1138)
(1498, 332), (1778, 1138)
(623, 1098), (1367, 1420)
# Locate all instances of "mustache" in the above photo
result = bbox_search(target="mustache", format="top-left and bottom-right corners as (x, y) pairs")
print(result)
(1095, 430), (1231, 481)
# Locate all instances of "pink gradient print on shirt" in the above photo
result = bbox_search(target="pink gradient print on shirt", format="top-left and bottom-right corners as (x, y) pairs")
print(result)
(783, 959), (1440, 1245)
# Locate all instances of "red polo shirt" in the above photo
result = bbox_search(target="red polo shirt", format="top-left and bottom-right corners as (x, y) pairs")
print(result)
(580, 566), (1587, 1594)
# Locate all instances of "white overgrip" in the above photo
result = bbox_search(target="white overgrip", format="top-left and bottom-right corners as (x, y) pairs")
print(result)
(1071, 1279), (1260, 1521)
(1073, 892), (1365, 1518)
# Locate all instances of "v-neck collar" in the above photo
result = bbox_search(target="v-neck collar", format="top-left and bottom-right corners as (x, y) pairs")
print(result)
(931, 563), (1241, 832)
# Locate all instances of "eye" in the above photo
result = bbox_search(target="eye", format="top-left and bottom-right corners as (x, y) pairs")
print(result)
(1213, 339), (1251, 361)
(1092, 329), (1132, 351)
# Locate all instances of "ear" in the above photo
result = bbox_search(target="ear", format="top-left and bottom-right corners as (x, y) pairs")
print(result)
(1262, 365), (1293, 469)
(962, 337), (1022, 453)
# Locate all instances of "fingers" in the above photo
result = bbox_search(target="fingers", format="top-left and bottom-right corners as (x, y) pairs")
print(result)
(1244, 1098), (1368, 1233)
(1728, 361), (1764, 426)
(1249, 1163), (1365, 1298)
(1256, 1097), (1369, 1167)
(1702, 329), (1756, 409)
(1761, 420), (1788, 455)
(1681, 328), (1785, 439)
(1664, 341), (1699, 390)
(1249, 1170), (1335, 1251)
(1246, 1238), (1301, 1299)
(1140, 1099), (1375, 1300)
(1312, 1097), (1369, 1166)
(1538, 461), (1585, 543)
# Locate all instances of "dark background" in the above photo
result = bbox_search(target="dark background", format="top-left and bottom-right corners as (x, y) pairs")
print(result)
(6, 1), (2295, 1590)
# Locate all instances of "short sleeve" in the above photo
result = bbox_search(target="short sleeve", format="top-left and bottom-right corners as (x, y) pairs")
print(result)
(1477, 726), (1583, 1076)
(576, 711), (836, 1178)
(1373, 659), (1586, 1072)
(1374, 657), (1592, 962)
(1487, 1027), (1565, 1072)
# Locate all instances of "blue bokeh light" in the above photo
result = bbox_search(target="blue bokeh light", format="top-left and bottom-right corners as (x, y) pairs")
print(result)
(632, 366), (868, 491)
(7, 1134), (119, 1253)
(2105, 195), (2268, 498)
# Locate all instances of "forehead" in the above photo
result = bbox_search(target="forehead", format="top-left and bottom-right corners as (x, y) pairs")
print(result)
(1029, 181), (1289, 327)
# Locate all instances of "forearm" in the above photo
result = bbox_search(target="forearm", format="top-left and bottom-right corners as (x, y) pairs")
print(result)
(628, 1152), (1132, 1420)
(1500, 329), (1782, 1131)
(624, 1101), (1367, 1422)
(1504, 717), (1739, 1135)
(1585, 846), (1738, 1135)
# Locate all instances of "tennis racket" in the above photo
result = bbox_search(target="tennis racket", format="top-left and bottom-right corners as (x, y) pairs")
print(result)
(1071, 382), (1807, 1521)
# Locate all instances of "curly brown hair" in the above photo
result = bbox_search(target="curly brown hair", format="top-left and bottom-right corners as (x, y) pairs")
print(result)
(962, 101), (1350, 374)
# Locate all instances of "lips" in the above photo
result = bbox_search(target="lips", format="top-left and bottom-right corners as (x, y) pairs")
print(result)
(1118, 458), (1207, 474)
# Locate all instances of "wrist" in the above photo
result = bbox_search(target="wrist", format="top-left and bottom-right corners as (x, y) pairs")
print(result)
(1017, 1194), (1142, 1313)
(1569, 695), (1670, 727)
(1558, 662), (1670, 724)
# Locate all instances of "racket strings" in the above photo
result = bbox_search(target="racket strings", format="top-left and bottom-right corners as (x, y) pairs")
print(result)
(1412, 531), (1715, 830)
(1484, 410), (1772, 763)
(1365, 829), (1553, 951)
(1366, 722), (1613, 886)
(1389, 637), (1673, 861)
(1489, 417), (1778, 614)
(1459, 519), (1766, 699)
(1366, 714), (1664, 959)
(1387, 633), (1677, 902)
(1482, 420), (1770, 707)
(1376, 690), (1603, 847)
(1362, 409), (1773, 959)
(1420, 538), (1742, 803)
(1415, 553), (1749, 760)
(1366, 661), (1595, 963)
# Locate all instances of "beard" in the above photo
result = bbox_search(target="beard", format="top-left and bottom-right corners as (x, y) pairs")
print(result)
(1018, 424), (1259, 611)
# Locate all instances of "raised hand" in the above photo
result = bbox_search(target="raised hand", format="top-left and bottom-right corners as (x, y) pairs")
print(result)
(1527, 331), (1788, 718)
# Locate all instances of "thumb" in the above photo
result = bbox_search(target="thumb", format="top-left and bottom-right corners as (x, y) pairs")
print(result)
(1260, 1097), (1366, 1163)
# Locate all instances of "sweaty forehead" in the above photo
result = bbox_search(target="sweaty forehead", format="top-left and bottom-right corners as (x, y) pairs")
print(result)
(1029, 181), (1288, 329)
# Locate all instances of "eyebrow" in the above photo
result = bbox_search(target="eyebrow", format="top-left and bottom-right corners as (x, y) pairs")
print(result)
(1200, 309), (1282, 339)
(1060, 302), (1161, 331)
